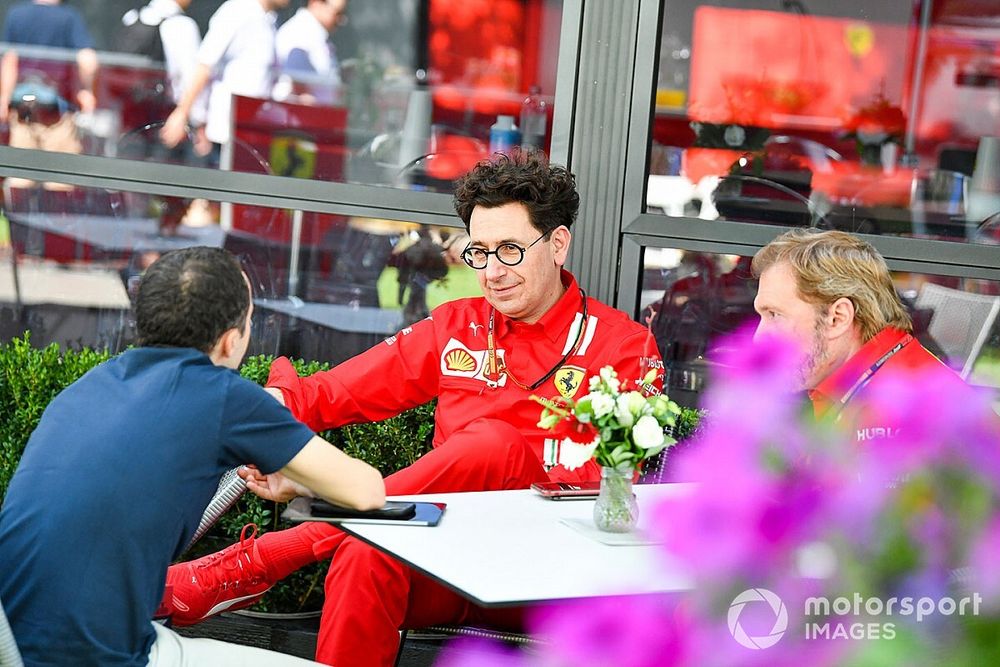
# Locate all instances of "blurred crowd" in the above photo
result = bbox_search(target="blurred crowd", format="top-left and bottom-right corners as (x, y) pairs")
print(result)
(0, 0), (349, 164)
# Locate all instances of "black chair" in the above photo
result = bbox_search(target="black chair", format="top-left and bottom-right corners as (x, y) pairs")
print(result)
(712, 173), (827, 228)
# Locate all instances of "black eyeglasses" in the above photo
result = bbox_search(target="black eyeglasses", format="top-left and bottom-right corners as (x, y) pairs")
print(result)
(461, 231), (548, 270)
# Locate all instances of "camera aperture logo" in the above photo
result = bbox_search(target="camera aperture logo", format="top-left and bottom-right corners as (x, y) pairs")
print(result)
(728, 588), (788, 649)
(727, 589), (982, 648)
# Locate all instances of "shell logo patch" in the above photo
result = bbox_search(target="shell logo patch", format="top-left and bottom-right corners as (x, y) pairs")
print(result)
(554, 366), (586, 399)
(445, 348), (477, 373)
(440, 338), (505, 386)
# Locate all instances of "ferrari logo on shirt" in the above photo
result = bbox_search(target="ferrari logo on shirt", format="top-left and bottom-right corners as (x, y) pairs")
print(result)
(554, 366), (586, 399)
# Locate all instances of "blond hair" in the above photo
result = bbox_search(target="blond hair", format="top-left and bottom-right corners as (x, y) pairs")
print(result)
(751, 229), (911, 341)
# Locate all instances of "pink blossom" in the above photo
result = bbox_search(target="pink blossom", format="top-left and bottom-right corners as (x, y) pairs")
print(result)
(529, 595), (690, 667)
(467, 326), (1000, 667)
(970, 516), (1000, 610)
(436, 638), (529, 667)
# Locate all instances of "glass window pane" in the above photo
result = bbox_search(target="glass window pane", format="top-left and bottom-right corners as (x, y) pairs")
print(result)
(0, 178), (478, 362)
(2, 0), (562, 193)
(640, 247), (1000, 406)
(648, 1), (1000, 245)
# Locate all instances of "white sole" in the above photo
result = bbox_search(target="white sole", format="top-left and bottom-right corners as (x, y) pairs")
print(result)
(202, 588), (272, 618)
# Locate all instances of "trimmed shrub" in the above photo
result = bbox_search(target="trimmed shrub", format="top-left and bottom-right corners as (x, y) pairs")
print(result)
(0, 334), (112, 499)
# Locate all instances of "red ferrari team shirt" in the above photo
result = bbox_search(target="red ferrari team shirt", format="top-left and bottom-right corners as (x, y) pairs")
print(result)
(267, 270), (664, 482)
(809, 327), (974, 443)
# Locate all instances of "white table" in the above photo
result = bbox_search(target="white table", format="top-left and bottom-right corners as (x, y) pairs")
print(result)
(335, 484), (695, 607)
(255, 298), (402, 335)
(7, 213), (225, 253)
(0, 259), (130, 308)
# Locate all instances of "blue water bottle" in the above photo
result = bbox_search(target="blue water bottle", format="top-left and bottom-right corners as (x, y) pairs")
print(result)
(489, 115), (521, 155)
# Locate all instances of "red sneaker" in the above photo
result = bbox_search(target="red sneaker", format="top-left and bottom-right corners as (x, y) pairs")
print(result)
(164, 524), (275, 626)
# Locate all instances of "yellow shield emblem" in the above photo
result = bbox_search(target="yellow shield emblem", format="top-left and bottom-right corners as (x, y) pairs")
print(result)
(554, 366), (586, 399)
(270, 135), (317, 179)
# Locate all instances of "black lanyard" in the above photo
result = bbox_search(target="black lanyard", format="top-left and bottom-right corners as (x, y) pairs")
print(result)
(833, 334), (914, 420)
(484, 288), (588, 390)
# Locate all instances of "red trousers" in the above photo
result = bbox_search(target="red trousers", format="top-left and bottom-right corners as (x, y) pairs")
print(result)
(278, 418), (549, 666)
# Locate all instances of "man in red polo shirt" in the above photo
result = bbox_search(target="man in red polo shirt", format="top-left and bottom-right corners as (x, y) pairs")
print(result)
(751, 228), (976, 440)
(163, 151), (663, 667)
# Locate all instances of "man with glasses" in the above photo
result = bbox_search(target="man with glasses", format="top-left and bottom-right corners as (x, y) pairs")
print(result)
(163, 151), (664, 667)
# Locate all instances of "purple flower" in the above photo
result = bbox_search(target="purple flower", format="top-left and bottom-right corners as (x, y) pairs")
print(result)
(528, 595), (689, 667)
(702, 328), (807, 446)
(970, 516), (1000, 609)
(496, 326), (1000, 667)
(853, 367), (1000, 483)
(435, 638), (529, 667)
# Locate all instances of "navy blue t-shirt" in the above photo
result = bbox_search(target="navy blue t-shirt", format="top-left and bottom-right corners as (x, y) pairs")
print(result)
(0, 348), (315, 666)
(1, 1), (93, 48)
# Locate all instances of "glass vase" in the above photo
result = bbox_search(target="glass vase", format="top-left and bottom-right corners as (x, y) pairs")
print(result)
(593, 466), (639, 533)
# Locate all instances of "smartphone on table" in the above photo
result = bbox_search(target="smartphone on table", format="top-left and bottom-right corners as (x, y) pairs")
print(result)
(310, 499), (417, 520)
(530, 481), (601, 500)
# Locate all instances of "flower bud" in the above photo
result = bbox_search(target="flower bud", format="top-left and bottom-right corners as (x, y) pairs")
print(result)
(626, 391), (649, 417)
(614, 394), (636, 427)
(632, 415), (665, 449)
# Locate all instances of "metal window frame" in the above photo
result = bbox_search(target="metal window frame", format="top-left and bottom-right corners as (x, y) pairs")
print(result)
(0, 0), (584, 232)
(2, 0), (997, 317)
(615, 0), (1000, 317)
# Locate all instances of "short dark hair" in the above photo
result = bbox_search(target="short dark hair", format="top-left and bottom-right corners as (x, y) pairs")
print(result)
(135, 247), (250, 353)
(453, 150), (580, 234)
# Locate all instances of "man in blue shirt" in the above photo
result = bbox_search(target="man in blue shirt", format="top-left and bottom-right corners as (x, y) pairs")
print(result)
(0, 246), (385, 666)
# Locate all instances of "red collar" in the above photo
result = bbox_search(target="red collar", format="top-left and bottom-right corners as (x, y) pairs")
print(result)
(493, 269), (583, 343)
(808, 327), (911, 418)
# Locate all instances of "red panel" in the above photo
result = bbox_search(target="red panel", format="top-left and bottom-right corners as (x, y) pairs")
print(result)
(229, 95), (350, 244)
(689, 7), (911, 132)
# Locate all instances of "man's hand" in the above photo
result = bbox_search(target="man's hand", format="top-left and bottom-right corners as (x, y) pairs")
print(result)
(75, 89), (96, 114)
(160, 109), (189, 148)
(239, 464), (312, 502)
(193, 125), (212, 157)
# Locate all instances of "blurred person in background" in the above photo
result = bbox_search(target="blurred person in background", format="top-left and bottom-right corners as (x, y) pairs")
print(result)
(395, 225), (448, 326)
(0, 0), (97, 180)
(273, 0), (348, 106)
(117, 0), (208, 139)
(116, 0), (209, 234)
(160, 0), (290, 159)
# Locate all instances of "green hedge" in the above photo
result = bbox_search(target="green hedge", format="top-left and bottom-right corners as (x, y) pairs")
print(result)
(0, 334), (113, 499)
(0, 335), (701, 612)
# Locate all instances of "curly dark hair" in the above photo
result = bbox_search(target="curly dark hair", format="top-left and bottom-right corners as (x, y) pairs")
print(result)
(453, 150), (580, 234)
(135, 247), (250, 353)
